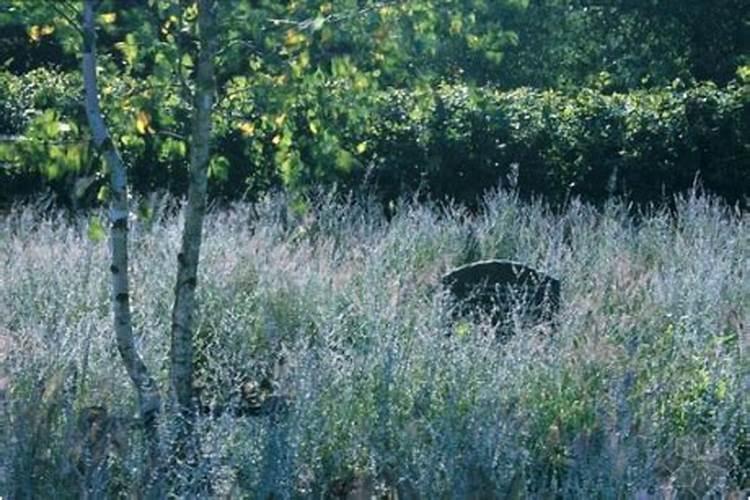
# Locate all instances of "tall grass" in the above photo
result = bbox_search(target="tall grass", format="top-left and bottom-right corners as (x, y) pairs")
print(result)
(0, 190), (747, 498)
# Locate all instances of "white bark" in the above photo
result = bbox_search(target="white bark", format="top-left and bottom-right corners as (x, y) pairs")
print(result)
(169, 0), (217, 458)
(81, 0), (162, 490)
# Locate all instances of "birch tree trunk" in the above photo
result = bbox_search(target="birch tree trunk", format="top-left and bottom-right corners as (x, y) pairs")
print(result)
(81, 0), (162, 493)
(169, 0), (217, 463)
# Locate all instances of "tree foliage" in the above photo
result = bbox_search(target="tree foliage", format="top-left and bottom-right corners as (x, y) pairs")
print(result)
(0, 0), (747, 208)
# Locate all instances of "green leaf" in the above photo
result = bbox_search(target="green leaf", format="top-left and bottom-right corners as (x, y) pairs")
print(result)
(115, 33), (138, 67)
(208, 155), (230, 181)
(334, 148), (355, 174)
(87, 216), (107, 243)
(311, 16), (326, 32)
(97, 185), (110, 202)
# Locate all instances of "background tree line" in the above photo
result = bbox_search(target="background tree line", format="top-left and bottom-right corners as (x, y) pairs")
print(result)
(0, 0), (748, 210)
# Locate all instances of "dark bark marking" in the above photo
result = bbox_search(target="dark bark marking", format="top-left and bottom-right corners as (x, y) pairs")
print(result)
(141, 407), (158, 428)
(112, 219), (127, 231)
(110, 265), (119, 274)
(101, 136), (114, 152)
(93, 135), (114, 152)
(115, 293), (129, 303)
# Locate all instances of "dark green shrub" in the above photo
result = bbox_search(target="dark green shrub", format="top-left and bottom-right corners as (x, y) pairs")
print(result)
(352, 81), (749, 207)
(0, 69), (86, 208)
(1, 70), (747, 208)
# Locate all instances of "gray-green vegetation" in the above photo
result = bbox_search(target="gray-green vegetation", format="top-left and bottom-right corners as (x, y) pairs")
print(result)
(1, 190), (747, 497)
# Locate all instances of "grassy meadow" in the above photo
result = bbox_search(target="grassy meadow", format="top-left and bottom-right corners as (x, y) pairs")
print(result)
(0, 190), (747, 498)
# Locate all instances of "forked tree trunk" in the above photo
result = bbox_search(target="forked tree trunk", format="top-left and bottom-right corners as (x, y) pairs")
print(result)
(81, 0), (162, 494)
(169, 0), (217, 463)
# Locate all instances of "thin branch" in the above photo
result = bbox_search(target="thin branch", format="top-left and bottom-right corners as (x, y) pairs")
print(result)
(267, 0), (396, 32)
(0, 131), (189, 145)
(0, 134), (89, 145)
(216, 38), (259, 57)
(58, 0), (81, 14)
(49, 2), (85, 37)
(215, 1), (398, 58)
(155, 130), (187, 141)
(265, 18), (300, 27)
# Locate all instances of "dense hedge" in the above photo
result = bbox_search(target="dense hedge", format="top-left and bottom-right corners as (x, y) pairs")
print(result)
(257, 78), (749, 207)
(353, 81), (749, 207)
(1, 71), (748, 209)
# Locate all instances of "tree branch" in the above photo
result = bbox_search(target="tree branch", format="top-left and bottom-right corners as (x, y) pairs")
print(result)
(50, 2), (84, 37)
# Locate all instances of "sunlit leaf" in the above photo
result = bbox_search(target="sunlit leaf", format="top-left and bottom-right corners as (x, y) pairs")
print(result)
(181, 53), (194, 69)
(284, 29), (306, 49)
(311, 17), (325, 32)
(115, 34), (138, 66)
(97, 185), (110, 202)
(319, 2), (333, 15)
(135, 110), (154, 135)
(99, 12), (117, 24)
(44, 162), (60, 179)
(87, 217), (107, 243)
(238, 121), (256, 137)
(158, 138), (186, 160)
(208, 155), (230, 181)
(28, 25), (54, 42)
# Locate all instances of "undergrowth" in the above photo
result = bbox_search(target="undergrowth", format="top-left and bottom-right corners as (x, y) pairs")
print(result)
(0, 190), (747, 498)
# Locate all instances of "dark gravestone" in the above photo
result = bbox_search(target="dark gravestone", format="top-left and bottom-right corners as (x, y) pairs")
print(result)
(441, 260), (560, 336)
